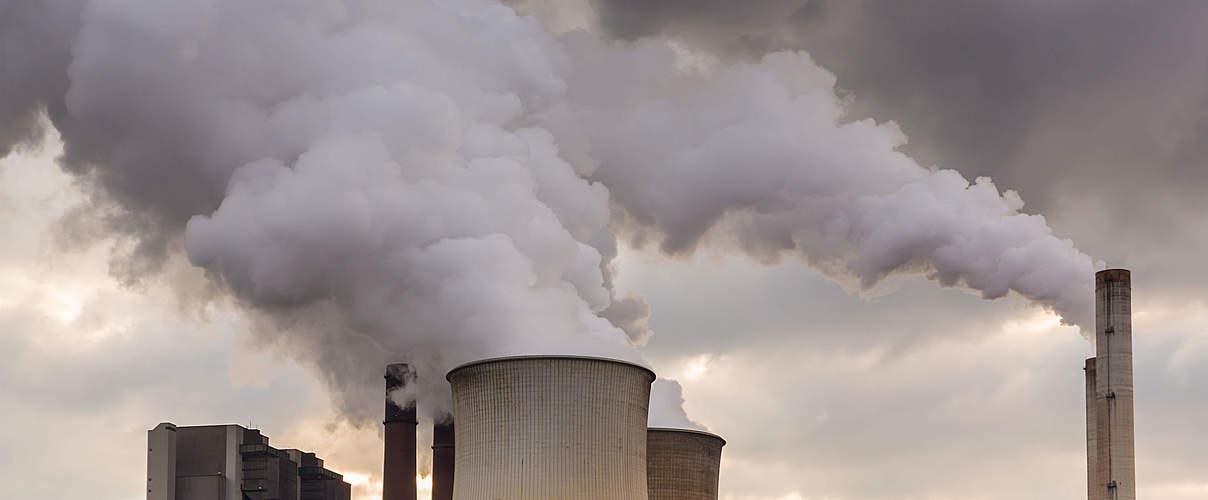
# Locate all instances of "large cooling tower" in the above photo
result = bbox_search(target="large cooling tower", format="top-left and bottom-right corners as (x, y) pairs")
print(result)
(646, 428), (726, 500)
(446, 355), (656, 500)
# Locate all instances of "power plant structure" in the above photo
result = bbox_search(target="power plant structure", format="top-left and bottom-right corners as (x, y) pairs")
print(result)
(383, 363), (418, 500)
(145, 268), (1135, 499)
(1085, 269), (1136, 500)
(448, 356), (656, 499)
(380, 356), (727, 500)
(146, 423), (351, 500)
(431, 416), (455, 500)
(647, 428), (726, 500)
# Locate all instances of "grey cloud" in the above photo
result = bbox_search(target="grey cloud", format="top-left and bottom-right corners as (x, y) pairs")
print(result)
(577, 0), (1208, 289)
(0, 140), (386, 499)
(2, 3), (1206, 498)
(587, 0), (807, 45)
(545, 36), (1096, 328)
(600, 293), (653, 345)
(618, 255), (1024, 359)
(0, 0), (80, 158)
(1, 0), (1105, 435)
(651, 307), (1208, 499)
(0, 282), (321, 498)
(5, 0), (648, 424)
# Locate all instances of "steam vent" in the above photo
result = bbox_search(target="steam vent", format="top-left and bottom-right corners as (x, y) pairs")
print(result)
(446, 356), (656, 500)
(1085, 269), (1136, 500)
(647, 428), (726, 500)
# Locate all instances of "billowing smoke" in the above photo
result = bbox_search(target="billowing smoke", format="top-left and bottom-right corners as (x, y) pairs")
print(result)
(0, 0), (1093, 428)
(541, 37), (1095, 328)
(649, 380), (706, 431)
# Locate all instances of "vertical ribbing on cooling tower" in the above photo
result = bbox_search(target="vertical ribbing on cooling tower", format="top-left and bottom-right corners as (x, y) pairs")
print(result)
(1093, 269), (1135, 500)
(447, 356), (655, 500)
(646, 428), (725, 500)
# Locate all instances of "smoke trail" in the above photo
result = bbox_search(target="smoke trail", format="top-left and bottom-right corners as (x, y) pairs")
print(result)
(649, 380), (706, 431)
(542, 38), (1096, 328)
(0, 0), (1094, 426)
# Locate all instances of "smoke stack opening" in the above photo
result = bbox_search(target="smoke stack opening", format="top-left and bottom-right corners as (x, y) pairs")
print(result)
(383, 363), (417, 500)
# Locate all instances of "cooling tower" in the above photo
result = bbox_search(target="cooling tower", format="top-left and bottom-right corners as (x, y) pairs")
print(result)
(646, 428), (726, 500)
(383, 363), (417, 500)
(1086, 269), (1136, 500)
(446, 355), (656, 500)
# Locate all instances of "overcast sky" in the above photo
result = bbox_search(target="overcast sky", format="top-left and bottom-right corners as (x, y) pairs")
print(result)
(2, 1), (1207, 499)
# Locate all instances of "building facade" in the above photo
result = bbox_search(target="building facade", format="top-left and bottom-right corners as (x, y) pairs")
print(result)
(146, 423), (350, 500)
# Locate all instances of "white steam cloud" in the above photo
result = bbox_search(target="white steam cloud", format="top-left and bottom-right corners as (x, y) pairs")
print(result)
(0, 0), (1094, 427)
(543, 38), (1095, 329)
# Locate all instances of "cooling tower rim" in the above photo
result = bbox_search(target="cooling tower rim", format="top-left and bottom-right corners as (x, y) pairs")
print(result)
(445, 354), (656, 382)
(648, 427), (727, 446)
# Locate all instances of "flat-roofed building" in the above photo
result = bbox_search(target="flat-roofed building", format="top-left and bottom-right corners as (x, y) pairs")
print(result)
(146, 423), (350, 500)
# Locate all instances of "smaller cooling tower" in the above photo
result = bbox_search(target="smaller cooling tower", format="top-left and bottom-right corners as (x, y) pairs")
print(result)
(646, 428), (726, 500)
(447, 355), (656, 500)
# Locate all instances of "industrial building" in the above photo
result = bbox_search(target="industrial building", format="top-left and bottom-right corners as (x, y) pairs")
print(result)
(149, 268), (1129, 500)
(380, 355), (727, 500)
(1085, 269), (1137, 500)
(146, 423), (350, 500)
(376, 269), (1130, 499)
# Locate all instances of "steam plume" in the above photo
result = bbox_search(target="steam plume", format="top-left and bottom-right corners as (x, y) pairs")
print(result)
(542, 38), (1095, 328)
(0, 0), (1094, 426)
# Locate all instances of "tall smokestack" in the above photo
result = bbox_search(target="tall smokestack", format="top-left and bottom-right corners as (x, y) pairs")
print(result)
(431, 416), (455, 500)
(1084, 357), (1097, 500)
(1087, 269), (1136, 500)
(384, 363), (417, 500)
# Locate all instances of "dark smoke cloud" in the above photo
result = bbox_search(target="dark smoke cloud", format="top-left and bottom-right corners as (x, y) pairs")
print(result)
(0, 0), (79, 158)
(570, 0), (1208, 285)
(542, 35), (1095, 327)
(1, 0), (1101, 425)
(2, 0), (644, 423)
(2, 0), (229, 279)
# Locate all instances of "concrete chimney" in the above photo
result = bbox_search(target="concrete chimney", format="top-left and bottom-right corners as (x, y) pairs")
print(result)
(1084, 357), (1097, 500)
(431, 416), (455, 500)
(1087, 269), (1136, 500)
(384, 363), (417, 500)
